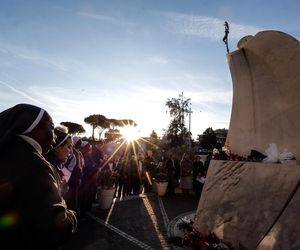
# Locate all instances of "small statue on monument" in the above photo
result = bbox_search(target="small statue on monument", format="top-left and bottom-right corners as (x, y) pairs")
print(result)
(223, 21), (230, 53)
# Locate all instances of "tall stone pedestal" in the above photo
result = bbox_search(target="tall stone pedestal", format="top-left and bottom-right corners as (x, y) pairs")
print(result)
(194, 160), (300, 249)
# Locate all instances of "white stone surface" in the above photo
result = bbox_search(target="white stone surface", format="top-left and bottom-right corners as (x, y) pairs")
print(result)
(226, 31), (300, 163)
(195, 30), (300, 250)
(194, 160), (300, 249)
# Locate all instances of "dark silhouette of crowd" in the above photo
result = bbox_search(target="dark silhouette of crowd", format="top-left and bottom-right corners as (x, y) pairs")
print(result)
(0, 104), (77, 250)
(0, 103), (212, 249)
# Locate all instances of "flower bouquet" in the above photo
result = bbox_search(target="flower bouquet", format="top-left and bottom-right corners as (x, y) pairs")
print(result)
(169, 218), (233, 250)
(154, 172), (168, 183)
(98, 170), (119, 189)
(212, 147), (247, 162)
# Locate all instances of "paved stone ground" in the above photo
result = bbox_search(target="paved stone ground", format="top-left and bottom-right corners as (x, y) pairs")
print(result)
(61, 193), (200, 250)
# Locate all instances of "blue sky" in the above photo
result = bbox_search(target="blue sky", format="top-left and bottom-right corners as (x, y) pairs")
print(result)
(1, 0), (300, 139)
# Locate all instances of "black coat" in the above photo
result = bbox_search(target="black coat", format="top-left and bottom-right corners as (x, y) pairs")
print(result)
(0, 136), (76, 250)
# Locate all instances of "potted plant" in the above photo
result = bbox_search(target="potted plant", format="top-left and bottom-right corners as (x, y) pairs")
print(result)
(97, 170), (119, 209)
(154, 172), (168, 196)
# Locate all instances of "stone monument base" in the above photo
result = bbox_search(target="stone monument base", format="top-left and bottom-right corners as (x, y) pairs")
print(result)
(194, 160), (300, 249)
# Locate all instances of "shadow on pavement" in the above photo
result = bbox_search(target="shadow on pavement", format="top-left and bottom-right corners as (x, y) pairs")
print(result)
(62, 193), (200, 250)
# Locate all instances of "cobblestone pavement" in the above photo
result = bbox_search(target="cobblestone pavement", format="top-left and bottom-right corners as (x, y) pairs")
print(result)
(61, 193), (200, 250)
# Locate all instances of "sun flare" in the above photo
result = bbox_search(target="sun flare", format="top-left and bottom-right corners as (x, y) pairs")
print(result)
(121, 126), (140, 142)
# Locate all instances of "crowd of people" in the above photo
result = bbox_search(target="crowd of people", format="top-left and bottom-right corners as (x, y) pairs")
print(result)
(0, 104), (76, 250)
(0, 103), (211, 249)
(103, 150), (211, 198)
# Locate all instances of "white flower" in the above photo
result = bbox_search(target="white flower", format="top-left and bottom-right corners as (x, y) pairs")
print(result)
(213, 148), (219, 154)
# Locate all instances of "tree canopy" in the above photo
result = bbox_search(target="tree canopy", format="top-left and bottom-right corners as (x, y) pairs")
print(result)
(198, 127), (217, 150)
(84, 114), (108, 140)
(144, 130), (159, 153)
(165, 92), (191, 147)
(60, 121), (85, 135)
(104, 128), (121, 142)
(84, 114), (137, 141)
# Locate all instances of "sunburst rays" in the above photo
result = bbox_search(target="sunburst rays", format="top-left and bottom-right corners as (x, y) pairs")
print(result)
(100, 130), (159, 190)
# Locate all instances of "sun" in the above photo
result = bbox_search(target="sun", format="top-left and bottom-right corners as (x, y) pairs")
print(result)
(121, 126), (140, 142)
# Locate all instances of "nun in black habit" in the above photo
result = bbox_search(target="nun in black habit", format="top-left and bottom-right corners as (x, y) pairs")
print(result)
(0, 104), (77, 250)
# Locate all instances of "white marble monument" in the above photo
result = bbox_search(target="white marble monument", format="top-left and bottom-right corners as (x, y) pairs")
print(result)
(194, 31), (300, 249)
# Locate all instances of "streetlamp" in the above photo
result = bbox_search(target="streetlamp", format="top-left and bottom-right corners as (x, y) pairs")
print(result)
(187, 107), (193, 149)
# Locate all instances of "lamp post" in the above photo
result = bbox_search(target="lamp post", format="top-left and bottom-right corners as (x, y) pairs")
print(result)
(188, 107), (193, 149)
